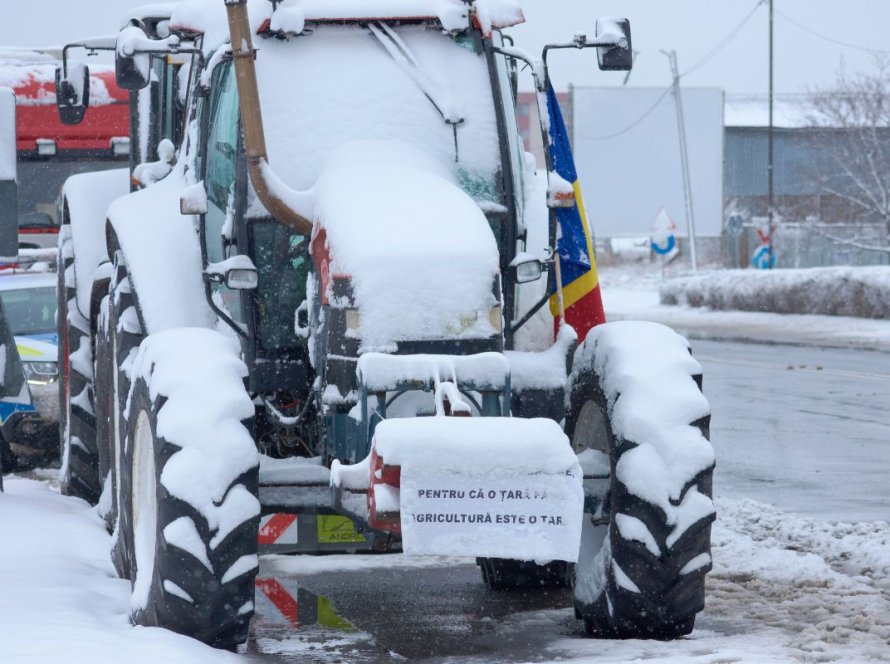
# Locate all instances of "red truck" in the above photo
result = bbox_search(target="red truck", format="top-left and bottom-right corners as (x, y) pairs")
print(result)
(0, 48), (129, 249)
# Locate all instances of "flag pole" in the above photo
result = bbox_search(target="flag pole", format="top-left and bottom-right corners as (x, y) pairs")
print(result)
(554, 254), (566, 326)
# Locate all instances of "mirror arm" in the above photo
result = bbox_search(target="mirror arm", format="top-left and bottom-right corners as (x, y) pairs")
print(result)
(61, 40), (117, 78)
(492, 44), (559, 260)
(509, 290), (551, 335)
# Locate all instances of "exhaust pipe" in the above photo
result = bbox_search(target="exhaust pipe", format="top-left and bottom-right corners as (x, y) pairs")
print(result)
(224, 0), (312, 236)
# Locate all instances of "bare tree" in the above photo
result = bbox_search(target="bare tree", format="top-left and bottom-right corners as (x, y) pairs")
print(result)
(806, 56), (890, 254)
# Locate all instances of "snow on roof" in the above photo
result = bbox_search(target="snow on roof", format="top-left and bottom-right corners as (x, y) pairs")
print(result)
(122, 2), (178, 25)
(0, 273), (57, 291)
(0, 57), (122, 107)
(253, 25), (499, 193)
(171, 0), (524, 50)
(724, 93), (816, 129)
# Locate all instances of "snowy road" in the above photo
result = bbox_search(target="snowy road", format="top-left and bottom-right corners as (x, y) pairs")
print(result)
(2, 339), (888, 662)
(698, 339), (890, 522)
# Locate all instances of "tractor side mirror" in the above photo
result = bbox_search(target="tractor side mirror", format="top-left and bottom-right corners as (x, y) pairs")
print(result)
(54, 63), (91, 126)
(204, 262), (259, 291)
(595, 18), (632, 71)
(0, 87), (18, 260)
(225, 267), (259, 290)
(115, 26), (153, 91)
(512, 256), (544, 284)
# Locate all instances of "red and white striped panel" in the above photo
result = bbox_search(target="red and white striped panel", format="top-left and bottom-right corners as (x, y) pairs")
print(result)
(258, 513), (299, 546)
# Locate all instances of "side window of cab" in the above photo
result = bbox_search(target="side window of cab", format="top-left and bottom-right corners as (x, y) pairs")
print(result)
(202, 59), (243, 319)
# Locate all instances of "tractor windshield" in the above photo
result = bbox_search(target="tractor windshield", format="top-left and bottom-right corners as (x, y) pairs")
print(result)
(254, 23), (504, 210)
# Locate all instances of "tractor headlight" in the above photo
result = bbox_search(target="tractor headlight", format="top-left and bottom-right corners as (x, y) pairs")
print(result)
(23, 361), (59, 385)
(489, 306), (503, 334)
(446, 311), (478, 335)
(345, 309), (361, 333)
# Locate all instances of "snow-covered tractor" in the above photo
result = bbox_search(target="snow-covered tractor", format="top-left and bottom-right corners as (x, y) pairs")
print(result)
(47, 0), (715, 650)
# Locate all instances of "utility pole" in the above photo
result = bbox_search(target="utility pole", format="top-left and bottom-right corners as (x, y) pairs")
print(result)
(662, 49), (698, 271)
(767, 0), (775, 268)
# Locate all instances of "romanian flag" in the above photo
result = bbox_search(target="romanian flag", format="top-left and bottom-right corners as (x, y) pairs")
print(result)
(546, 84), (605, 343)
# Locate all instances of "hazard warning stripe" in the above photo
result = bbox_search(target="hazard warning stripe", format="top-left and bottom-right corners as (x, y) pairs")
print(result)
(258, 513), (298, 545)
(256, 578), (299, 625)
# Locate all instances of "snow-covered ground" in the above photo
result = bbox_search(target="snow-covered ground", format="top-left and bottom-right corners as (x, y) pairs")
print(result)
(0, 477), (239, 664)
(599, 264), (890, 352)
(1, 264), (888, 662)
(3, 475), (888, 663)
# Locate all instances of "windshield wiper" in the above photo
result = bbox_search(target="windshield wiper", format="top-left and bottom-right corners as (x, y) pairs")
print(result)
(368, 22), (464, 161)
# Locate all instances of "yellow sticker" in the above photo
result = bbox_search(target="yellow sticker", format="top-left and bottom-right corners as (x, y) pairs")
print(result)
(16, 344), (42, 357)
(315, 595), (357, 632)
(317, 515), (366, 544)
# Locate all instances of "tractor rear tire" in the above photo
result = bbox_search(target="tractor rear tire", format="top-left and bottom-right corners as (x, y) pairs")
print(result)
(566, 322), (715, 640)
(126, 372), (259, 650)
(58, 237), (102, 504)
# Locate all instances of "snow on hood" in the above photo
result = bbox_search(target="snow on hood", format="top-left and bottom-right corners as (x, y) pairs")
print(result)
(171, 0), (524, 51)
(63, 168), (130, 318)
(107, 163), (216, 335)
(311, 142), (500, 349)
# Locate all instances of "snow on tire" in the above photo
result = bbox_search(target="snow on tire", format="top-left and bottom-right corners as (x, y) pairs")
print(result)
(105, 256), (141, 577)
(58, 236), (102, 504)
(125, 328), (260, 650)
(566, 321), (715, 639)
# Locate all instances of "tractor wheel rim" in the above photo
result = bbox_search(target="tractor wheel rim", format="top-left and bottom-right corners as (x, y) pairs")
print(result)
(131, 409), (157, 610)
(573, 400), (610, 457)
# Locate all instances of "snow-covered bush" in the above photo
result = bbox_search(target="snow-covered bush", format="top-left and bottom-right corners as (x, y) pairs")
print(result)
(660, 267), (890, 319)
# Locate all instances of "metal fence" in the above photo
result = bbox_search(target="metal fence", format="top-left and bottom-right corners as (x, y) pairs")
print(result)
(725, 221), (889, 269)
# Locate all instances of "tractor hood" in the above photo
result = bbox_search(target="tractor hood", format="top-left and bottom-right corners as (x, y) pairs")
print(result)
(309, 143), (501, 351)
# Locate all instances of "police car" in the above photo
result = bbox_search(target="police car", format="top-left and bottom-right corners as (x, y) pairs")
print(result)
(0, 269), (58, 471)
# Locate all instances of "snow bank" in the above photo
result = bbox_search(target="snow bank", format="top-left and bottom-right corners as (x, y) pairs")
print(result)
(574, 321), (714, 524)
(0, 478), (238, 663)
(62, 168), (130, 317)
(131, 328), (259, 539)
(661, 267), (890, 319)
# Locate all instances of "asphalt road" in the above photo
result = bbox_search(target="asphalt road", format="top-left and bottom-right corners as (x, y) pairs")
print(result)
(246, 338), (890, 662)
(695, 338), (890, 522)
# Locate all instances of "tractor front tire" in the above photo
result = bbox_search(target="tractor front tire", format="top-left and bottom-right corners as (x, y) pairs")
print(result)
(58, 238), (102, 504)
(566, 321), (715, 639)
(126, 373), (259, 650)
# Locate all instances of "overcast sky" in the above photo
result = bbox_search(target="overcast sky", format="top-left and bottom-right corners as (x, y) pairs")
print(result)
(1, 0), (886, 94)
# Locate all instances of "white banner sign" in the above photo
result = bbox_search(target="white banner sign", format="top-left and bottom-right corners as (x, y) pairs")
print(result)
(399, 471), (584, 562)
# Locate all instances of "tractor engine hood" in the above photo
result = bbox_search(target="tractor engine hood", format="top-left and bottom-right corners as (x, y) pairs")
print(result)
(309, 144), (501, 352)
